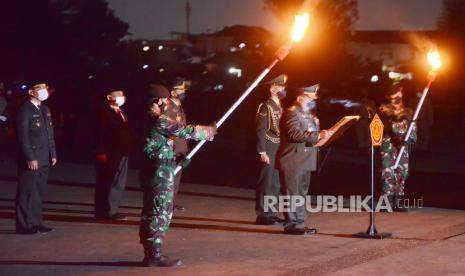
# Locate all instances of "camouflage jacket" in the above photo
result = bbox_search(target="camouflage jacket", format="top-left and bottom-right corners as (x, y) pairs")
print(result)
(144, 102), (214, 161)
(379, 103), (417, 144)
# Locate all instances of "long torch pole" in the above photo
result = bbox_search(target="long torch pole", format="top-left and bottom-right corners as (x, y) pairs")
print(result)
(393, 75), (436, 169)
(173, 46), (292, 175)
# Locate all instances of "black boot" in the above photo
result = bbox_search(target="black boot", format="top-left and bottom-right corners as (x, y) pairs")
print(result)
(142, 246), (182, 267)
(393, 195), (409, 212)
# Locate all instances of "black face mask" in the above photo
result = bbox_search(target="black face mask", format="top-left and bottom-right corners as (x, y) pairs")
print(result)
(391, 96), (402, 105)
(156, 99), (167, 110)
(177, 93), (186, 102)
(277, 89), (287, 99)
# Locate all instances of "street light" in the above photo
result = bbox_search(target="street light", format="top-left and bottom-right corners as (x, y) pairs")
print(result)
(388, 71), (413, 81)
(393, 50), (442, 168)
(173, 12), (311, 175)
(228, 67), (242, 78)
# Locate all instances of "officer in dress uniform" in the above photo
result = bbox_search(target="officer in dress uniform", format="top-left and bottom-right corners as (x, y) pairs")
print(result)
(15, 83), (57, 234)
(165, 80), (189, 211)
(278, 84), (333, 235)
(255, 74), (287, 225)
(140, 84), (216, 267)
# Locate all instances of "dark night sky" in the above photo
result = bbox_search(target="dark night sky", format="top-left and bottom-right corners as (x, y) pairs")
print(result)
(107, 0), (442, 40)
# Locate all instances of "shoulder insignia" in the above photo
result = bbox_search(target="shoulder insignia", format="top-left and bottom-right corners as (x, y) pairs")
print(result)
(256, 103), (268, 117)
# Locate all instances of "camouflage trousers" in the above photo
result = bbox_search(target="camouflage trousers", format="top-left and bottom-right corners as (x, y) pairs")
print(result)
(381, 138), (410, 196)
(139, 161), (175, 250)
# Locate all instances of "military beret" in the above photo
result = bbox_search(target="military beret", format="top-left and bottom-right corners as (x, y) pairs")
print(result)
(386, 83), (403, 97)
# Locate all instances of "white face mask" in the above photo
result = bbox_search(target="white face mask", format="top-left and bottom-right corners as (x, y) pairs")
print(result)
(37, 89), (49, 102)
(115, 96), (125, 107)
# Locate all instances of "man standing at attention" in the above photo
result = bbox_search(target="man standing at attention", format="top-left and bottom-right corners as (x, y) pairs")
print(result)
(255, 74), (287, 225)
(16, 83), (57, 234)
(94, 88), (131, 220)
(379, 84), (416, 211)
(278, 84), (333, 235)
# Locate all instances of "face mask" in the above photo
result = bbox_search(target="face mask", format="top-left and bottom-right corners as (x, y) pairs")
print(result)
(37, 89), (49, 102)
(115, 96), (125, 107)
(177, 93), (186, 102)
(157, 98), (168, 110)
(277, 89), (287, 99)
(306, 100), (316, 111)
(391, 96), (402, 105)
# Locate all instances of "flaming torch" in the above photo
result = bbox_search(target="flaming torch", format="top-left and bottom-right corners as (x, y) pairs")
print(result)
(393, 50), (442, 168)
(174, 13), (311, 175)
(291, 13), (310, 42)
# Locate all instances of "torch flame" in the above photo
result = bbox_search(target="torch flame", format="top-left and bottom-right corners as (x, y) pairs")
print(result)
(427, 51), (442, 71)
(291, 13), (310, 42)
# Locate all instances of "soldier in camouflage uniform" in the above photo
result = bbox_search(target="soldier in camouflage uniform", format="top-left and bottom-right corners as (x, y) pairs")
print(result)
(379, 84), (416, 212)
(255, 74), (287, 225)
(139, 84), (216, 267)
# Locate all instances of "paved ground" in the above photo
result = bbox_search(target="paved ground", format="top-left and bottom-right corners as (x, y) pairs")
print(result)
(1, 161), (465, 275)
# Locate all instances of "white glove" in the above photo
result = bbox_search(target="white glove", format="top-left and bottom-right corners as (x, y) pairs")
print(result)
(0, 115), (7, 122)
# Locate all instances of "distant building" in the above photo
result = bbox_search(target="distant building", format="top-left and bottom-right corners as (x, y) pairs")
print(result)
(191, 35), (234, 56)
(173, 26), (275, 57)
(346, 31), (438, 68)
(137, 26), (276, 69)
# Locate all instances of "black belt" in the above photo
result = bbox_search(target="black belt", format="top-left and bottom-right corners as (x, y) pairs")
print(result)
(175, 154), (187, 163)
(155, 159), (176, 166)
